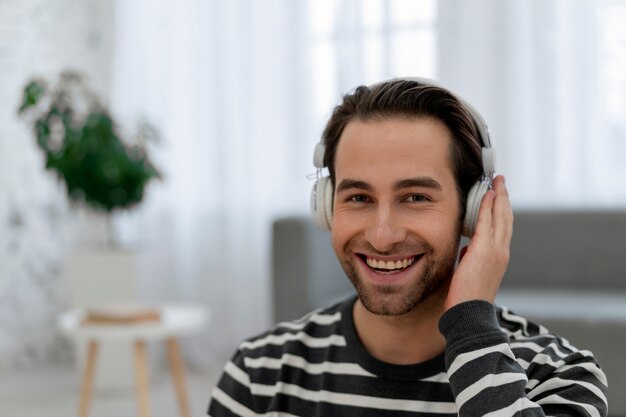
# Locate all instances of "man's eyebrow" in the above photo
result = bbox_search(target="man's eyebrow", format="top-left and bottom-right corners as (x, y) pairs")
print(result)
(394, 177), (442, 191)
(335, 179), (373, 193)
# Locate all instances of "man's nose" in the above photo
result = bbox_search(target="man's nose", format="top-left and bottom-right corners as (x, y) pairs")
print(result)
(363, 205), (406, 252)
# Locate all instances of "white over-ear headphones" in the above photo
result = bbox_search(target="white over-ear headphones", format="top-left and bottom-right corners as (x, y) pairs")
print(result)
(310, 77), (495, 238)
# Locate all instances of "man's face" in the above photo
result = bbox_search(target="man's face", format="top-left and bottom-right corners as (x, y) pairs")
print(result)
(331, 117), (462, 316)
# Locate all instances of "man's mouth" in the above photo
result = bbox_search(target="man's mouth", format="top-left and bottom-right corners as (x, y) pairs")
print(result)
(360, 254), (423, 272)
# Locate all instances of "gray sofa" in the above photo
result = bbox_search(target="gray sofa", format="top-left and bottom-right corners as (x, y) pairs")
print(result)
(272, 211), (626, 416)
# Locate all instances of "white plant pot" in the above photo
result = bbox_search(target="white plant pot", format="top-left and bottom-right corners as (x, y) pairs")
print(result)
(65, 248), (140, 392)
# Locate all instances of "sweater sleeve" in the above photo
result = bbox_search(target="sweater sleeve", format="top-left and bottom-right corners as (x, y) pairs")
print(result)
(208, 348), (258, 417)
(439, 300), (608, 417)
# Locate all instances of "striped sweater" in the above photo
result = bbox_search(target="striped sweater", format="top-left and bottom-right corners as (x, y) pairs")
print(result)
(208, 297), (608, 416)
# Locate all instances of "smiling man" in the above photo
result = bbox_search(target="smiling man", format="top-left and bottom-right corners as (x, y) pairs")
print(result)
(208, 79), (608, 416)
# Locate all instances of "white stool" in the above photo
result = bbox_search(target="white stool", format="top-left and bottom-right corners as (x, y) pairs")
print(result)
(58, 304), (209, 417)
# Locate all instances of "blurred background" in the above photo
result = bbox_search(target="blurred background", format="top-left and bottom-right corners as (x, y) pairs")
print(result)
(1, 0), (625, 416)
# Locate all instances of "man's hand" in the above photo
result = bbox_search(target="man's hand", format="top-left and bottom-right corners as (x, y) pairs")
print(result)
(444, 175), (513, 311)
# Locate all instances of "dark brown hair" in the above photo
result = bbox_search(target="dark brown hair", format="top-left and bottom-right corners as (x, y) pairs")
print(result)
(322, 79), (483, 213)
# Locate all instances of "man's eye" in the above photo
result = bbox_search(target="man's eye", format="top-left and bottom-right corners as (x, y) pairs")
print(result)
(405, 194), (429, 202)
(349, 195), (370, 203)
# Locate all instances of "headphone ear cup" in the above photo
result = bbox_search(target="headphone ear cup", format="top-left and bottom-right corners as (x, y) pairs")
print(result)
(310, 176), (333, 231)
(462, 181), (490, 238)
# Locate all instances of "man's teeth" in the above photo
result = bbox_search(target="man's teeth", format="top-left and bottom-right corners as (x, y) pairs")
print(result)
(366, 257), (415, 270)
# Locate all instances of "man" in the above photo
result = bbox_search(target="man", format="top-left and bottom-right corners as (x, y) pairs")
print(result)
(208, 79), (608, 416)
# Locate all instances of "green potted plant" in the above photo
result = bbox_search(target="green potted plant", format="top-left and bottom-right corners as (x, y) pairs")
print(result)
(18, 70), (160, 246)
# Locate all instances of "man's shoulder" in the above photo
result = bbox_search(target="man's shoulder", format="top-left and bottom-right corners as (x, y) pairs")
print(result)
(237, 297), (352, 357)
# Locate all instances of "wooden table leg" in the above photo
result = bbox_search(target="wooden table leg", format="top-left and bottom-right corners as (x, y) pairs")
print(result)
(78, 340), (98, 417)
(166, 338), (191, 417)
(134, 340), (152, 417)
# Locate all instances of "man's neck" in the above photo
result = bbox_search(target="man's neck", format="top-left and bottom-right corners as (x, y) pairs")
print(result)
(352, 286), (448, 365)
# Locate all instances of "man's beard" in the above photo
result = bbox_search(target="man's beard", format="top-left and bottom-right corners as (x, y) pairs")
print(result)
(339, 237), (460, 316)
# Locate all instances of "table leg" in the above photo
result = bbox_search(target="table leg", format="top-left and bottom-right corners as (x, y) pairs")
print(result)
(78, 340), (98, 417)
(166, 338), (191, 417)
(134, 341), (152, 417)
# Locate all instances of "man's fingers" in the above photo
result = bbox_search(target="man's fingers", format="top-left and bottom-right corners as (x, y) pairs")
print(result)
(473, 188), (495, 239)
(492, 176), (513, 245)
(472, 175), (512, 245)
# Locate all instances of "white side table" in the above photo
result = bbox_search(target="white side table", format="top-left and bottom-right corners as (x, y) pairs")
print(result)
(58, 304), (209, 417)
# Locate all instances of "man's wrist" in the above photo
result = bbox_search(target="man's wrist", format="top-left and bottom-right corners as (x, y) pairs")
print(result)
(438, 300), (505, 347)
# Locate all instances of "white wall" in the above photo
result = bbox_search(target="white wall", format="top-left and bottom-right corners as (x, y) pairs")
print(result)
(0, 0), (114, 370)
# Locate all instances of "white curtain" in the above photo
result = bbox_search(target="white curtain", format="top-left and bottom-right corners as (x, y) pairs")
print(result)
(109, 0), (625, 369)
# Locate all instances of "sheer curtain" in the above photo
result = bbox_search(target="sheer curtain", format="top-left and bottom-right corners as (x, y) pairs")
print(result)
(110, 0), (625, 369)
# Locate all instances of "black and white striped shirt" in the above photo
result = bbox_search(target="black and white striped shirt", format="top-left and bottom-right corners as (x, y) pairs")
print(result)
(208, 297), (607, 416)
